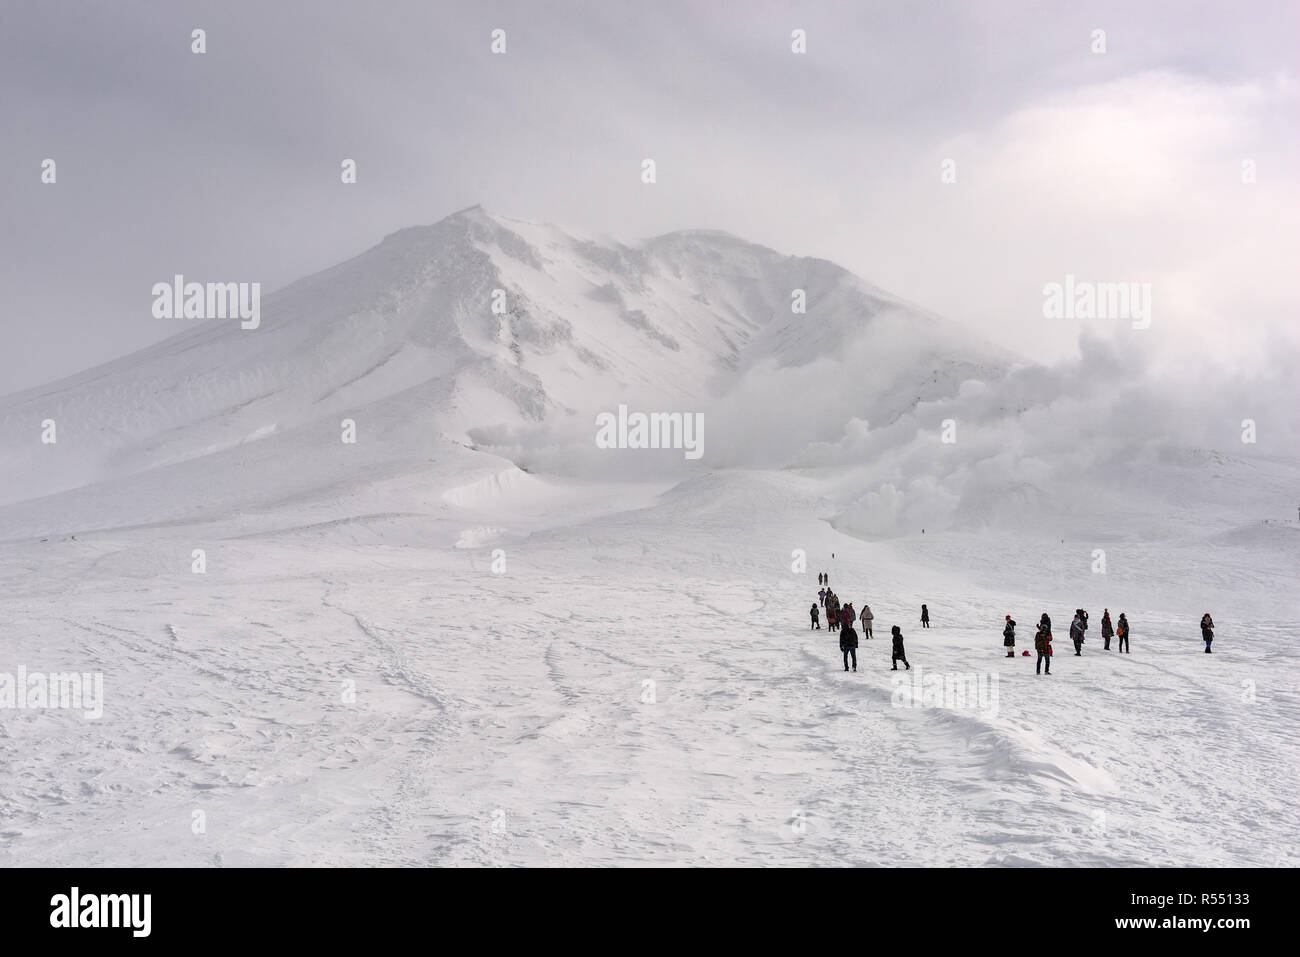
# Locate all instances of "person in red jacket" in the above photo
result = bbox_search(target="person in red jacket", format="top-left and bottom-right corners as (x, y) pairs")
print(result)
(1116, 613), (1130, 653)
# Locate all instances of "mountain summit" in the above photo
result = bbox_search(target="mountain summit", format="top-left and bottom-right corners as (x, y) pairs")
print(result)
(0, 208), (1003, 521)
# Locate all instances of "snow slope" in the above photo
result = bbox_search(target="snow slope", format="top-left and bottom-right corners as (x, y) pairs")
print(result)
(1, 472), (1294, 866)
(0, 207), (1295, 866)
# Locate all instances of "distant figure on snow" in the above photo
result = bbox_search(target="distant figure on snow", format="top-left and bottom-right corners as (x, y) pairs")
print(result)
(920, 604), (930, 628)
(891, 626), (910, 670)
(840, 618), (859, 672)
(1200, 613), (1214, 653)
(1034, 622), (1053, 674)
(818, 587), (827, 607)
(1116, 613), (1129, 653)
(1069, 612), (1086, 656)
(810, 603), (820, 630)
(1002, 616), (1016, 657)
(860, 603), (874, 639)
(841, 602), (855, 627)
(1101, 610), (1114, 650)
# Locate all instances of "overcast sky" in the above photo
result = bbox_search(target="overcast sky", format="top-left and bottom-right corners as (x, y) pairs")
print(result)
(3, 0), (1297, 394)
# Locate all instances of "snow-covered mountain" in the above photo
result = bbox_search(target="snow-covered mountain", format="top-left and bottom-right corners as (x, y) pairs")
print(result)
(0, 205), (1010, 535)
(0, 204), (1294, 548)
(2, 207), (1297, 868)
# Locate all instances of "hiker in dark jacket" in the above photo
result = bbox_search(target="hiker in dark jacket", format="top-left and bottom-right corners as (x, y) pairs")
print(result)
(1034, 624), (1052, 674)
(841, 602), (855, 628)
(1201, 613), (1214, 653)
(810, 603), (820, 630)
(920, 604), (930, 628)
(1069, 613), (1085, 656)
(1040, 612), (1052, 636)
(860, 603), (873, 639)
(840, 620), (859, 672)
(1101, 610), (1114, 650)
(891, 626), (910, 670)
(1003, 616), (1016, 657)
(1116, 613), (1129, 653)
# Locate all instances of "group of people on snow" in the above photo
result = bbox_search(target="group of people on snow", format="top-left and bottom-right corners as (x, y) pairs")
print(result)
(814, 588), (877, 638)
(811, 582), (907, 673)
(812, 583), (1217, 677)
(1024, 608), (1122, 674)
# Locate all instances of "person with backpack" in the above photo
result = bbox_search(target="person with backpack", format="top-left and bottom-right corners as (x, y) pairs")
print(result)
(860, 603), (873, 639)
(1034, 622), (1052, 674)
(1116, 613), (1129, 653)
(920, 604), (930, 628)
(890, 625), (910, 670)
(826, 592), (840, 632)
(840, 617), (859, 672)
(810, 603), (821, 630)
(1002, 615), (1016, 657)
(1069, 612), (1086, 656)
(1201, 613), (1214, 653)
(1101, 610), (1114, 650)
(841, 602), (856, 628)
(1040, 612), (1052, 636)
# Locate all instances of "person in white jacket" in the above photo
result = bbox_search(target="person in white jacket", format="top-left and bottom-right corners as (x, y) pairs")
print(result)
(859, 604), (873, 639)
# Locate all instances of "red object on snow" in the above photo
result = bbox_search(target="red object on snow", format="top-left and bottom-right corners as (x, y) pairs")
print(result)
(1021, 650), (1030, 656)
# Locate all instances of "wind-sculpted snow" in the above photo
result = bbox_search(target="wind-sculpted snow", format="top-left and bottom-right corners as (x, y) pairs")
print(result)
(0, 471), (1294, 866)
